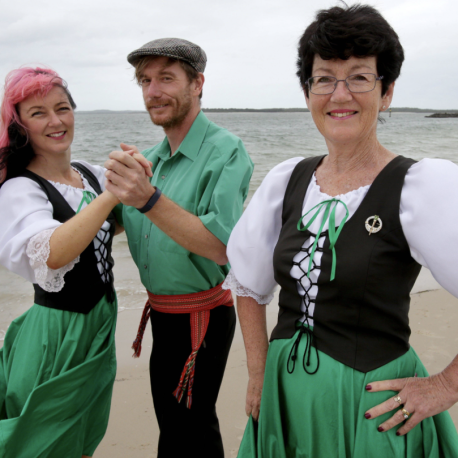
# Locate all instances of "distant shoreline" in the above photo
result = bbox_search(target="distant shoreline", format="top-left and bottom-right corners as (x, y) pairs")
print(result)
(76, 107), (458, 114)
(425, 113), (458, 118)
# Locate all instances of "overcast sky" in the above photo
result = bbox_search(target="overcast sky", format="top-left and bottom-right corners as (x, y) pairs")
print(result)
(1, 0), (457, 110)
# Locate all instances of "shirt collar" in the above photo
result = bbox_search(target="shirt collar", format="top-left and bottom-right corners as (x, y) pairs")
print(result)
(156, 111), (210, 162)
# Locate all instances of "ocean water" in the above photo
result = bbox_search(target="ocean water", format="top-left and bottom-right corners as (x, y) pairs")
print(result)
(0, 111), (457, 338)
(71, 111), (458, 202)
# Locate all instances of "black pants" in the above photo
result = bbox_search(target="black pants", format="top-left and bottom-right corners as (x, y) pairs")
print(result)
(150, 304), (236, 458)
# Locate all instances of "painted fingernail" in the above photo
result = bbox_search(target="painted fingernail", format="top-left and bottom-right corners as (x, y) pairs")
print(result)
(365, 384), (372, 391)
(396, 431), (401, 436)
(378, 426), (384, 432)
(364, 413), (371, 419)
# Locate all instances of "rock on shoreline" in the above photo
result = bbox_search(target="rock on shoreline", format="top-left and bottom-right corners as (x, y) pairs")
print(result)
(425, 113), (458, 118)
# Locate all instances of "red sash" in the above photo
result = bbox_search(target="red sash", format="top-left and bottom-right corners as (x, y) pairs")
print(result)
(132, 282), (233, 408)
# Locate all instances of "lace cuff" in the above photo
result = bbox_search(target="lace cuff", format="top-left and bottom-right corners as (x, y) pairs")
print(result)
(222, 269), (275, 305)
(26, 228), (80, 292)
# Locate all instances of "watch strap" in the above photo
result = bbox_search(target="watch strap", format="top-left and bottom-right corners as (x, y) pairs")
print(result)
(137, 187), (162, 213)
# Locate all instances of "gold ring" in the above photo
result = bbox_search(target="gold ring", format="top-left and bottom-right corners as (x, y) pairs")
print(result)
(401, 408), (410, 420)
(394, 396), (402, 404)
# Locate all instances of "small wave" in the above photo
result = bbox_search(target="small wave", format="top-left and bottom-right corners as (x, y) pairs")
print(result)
(114, 287), (147, 297)
(117, 305), (145, 313)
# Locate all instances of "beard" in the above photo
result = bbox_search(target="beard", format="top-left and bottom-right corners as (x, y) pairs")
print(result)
(146, 90), (193, 130)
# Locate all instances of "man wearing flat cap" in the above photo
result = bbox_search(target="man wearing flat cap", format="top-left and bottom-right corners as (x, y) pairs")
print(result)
(105, 38), (253, 457)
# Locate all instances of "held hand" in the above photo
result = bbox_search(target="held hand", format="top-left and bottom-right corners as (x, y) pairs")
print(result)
(120, 143), (153, 177)
(104, 148), (155, 208)
(102, 189), (121, 207)
(246, 374), (264, 421)
(365, 373), (458, 435)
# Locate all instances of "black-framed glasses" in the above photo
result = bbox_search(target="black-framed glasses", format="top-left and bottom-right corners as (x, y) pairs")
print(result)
(306, 73), (384, 95)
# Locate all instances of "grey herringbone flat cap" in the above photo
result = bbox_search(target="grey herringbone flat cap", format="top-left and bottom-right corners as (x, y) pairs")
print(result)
(127, 38), (207, 73)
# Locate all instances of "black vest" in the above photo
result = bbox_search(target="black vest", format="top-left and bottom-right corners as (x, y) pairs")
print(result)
(20, 162), (115, 313)
(272, 155), (421, 373)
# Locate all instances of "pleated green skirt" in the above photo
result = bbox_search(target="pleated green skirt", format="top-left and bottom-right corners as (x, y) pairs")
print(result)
(0, 294), (117, 458)
(239, 326), (458, 458)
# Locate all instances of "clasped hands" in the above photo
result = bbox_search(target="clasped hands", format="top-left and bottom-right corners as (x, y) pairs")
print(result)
(104, 143), (155, 208)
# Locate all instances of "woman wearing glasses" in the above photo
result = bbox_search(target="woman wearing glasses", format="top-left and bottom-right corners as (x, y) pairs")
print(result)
(225, 4), (458, 457)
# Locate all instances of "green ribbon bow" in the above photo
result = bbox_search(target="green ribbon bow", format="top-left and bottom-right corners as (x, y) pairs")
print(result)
(297, 199), (349, 282)
(76, 190), (96, 214)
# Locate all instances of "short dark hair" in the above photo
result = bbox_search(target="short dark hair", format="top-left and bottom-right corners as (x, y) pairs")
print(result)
(297, 4), (404, 96)
(134, 56), (203, 100)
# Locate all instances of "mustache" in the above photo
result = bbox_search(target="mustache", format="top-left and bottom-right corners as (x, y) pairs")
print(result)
(145, 99), (170, 110)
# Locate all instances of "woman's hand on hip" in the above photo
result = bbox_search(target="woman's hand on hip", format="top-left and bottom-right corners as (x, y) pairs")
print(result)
(364, 372), (458, 435)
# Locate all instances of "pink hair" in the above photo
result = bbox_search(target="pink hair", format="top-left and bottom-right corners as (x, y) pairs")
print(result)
(0, 67), (65, 182)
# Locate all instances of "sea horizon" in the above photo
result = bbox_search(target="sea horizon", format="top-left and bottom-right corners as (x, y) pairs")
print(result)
(76, 107), (458, 114)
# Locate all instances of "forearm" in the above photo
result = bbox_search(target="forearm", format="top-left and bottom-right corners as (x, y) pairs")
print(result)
(104, 150), (228, 264)
(439, 353), (458, 403)
(47, 191), (119, 269)
(145, 191), (228, 265)
(237, 295), (269, 378)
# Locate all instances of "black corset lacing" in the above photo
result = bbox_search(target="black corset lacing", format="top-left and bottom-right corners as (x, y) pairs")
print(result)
(93, 221), (115, 303)
(286, 234), (322, 375)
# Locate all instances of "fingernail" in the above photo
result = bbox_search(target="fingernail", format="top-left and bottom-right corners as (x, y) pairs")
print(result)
(414, 372), (418, 377)
(365, 384), (372, 391)
(396, 431), (401, 436)
(378, 426), (384, 432)
(364, 413), (371, 419)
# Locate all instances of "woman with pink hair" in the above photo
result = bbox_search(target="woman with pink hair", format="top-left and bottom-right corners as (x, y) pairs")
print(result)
(0, 67), (123, 457)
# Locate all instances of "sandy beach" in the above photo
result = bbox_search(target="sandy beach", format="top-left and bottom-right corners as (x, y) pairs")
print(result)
(0, 256), (457, 457)
(95, 285), (458, 458)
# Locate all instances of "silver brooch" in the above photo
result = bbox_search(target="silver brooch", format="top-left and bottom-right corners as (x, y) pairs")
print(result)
(365, 215), (382, 235)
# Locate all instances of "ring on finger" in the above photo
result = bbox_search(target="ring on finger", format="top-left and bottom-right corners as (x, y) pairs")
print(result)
(401, 408), (410, 420)
(393, 395), (402, 404)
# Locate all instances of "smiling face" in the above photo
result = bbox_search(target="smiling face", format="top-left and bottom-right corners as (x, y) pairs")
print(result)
(305, 55), (393, 148)
(18, 85), (74, 159)
(139, 56), (203, 130)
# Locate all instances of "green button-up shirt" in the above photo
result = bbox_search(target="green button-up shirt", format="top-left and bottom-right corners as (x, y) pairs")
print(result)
(120, 111), (253, 295)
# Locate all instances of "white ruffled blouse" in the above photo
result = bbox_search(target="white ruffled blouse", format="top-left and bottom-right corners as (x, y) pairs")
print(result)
(224, 157), (458, 324)
(0, 161), (111, 293)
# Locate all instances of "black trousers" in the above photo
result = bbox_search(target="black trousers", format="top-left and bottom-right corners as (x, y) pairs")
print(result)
(150, 304), (236, 458)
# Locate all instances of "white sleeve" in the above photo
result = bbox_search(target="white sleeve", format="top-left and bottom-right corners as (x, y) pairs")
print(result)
(0, 177), (79, 290)
(400, 158), (458, 297)
(26, 228), (80, 292)
(225, 157), (304, 304)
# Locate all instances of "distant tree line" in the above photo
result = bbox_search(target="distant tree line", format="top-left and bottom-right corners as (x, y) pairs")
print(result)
(77, 107), (458, 114)
(202, 107), (458, 114)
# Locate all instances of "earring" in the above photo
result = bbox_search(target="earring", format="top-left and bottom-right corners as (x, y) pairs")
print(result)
(383, 105), (386, 109)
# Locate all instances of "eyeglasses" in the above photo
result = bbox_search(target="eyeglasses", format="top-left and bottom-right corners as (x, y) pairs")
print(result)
(306, 73), (384, 95)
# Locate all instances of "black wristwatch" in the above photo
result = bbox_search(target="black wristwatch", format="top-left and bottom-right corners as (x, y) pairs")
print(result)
(136, 187), (162, 213)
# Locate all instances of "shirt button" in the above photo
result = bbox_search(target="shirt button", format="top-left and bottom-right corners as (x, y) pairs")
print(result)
(145, 234), (149, 239)
(161, 175), (166, 179)
(143, 265), (147, 269)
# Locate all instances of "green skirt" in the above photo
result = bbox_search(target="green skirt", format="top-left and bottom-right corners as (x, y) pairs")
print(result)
(239, 326), (458, 458)
(0, 294), (117, 458)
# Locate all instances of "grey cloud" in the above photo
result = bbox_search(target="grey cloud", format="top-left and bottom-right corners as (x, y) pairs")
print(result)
(1, 0), (457, 110)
